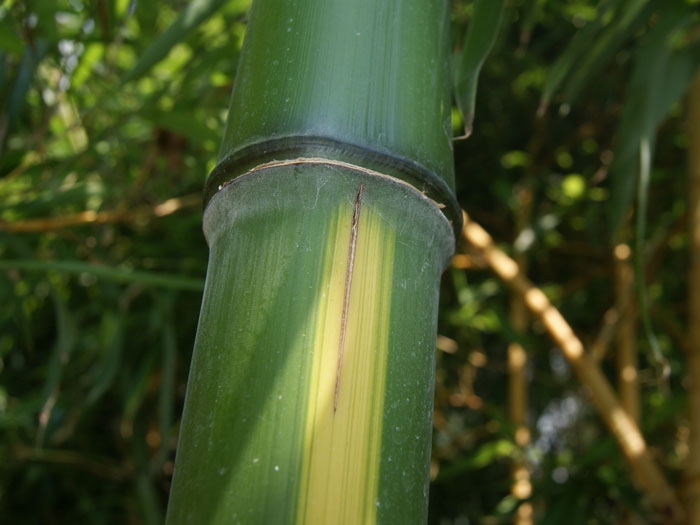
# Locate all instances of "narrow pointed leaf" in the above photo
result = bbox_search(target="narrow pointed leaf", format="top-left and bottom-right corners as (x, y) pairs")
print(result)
(84, 313), (123, 408)
(608, 5), (699, 234)
(634, 136), (669, 382)
(454, 0), (506, 139)
(539, 0), (618, 112)
(562, 0), (654, 105)
(1, 40), (49, 148)
(36, 289), (77, 447)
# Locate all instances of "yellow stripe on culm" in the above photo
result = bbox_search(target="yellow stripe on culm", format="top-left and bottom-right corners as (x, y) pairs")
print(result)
(297, 191), (395, 524)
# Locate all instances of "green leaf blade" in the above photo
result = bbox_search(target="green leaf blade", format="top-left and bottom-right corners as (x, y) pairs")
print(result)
(454, 0), (506, 139)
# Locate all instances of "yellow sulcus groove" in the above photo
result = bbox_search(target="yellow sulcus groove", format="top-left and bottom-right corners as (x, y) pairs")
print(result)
(297, 189), (395, 524)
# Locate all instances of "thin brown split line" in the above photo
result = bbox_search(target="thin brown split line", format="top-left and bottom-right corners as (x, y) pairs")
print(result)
(334, 182), (364, 413)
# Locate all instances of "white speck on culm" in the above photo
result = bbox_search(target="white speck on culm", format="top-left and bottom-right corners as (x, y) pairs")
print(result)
(273, 465), (280, 472)
(252, 458), (259, 464)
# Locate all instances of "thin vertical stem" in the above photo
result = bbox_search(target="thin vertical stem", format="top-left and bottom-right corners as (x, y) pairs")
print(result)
(510, 184), (532, 525)
(509, 293), (532, 525)
(614, 240), (640, 424)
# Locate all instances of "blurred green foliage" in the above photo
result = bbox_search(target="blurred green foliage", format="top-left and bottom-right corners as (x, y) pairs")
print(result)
(1, 0), (699, 523)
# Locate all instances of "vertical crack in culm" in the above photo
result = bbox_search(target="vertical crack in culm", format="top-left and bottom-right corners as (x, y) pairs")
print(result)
(334, 182), (364, 413)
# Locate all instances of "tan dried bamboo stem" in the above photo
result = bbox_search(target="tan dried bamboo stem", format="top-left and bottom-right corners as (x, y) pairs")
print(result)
(461, 210), (683, 521)
(510, 185), (533, 525)
(614, 241), (640, 424)
(509, 291), (533, 525)
(685, 70), (700, 525)
(0, 194), (201, 232)
(508, 297), (528, 438)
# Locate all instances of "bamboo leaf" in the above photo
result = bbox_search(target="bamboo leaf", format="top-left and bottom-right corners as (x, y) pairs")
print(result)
(0, 259), (204, 291)
(608, 6), (699, 234)
(634, 135), (669, 383)
(7, 41), (49, 123)
(122, 351), (158, 428)
(36, 289), (77, 447)
(539, 0), (658, 112)
(156, 302), (176, 470)
(84, 313), (123, 408)
(454, 0), (506, 139)
(1, 40), (49, 150)
(539, 0), (618, 113)
(123, 0), (229, 83)
(562, 0), (654, 105)
(136, 473), (163, 525)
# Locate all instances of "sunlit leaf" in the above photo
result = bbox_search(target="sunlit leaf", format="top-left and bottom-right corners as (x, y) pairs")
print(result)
(123, 0), (229, 82)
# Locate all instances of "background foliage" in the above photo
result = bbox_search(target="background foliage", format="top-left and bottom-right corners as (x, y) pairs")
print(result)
(1, 0), (699, 522)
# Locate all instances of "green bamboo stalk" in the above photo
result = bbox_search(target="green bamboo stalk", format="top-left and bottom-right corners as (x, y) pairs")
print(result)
(166, 1), (459, 523)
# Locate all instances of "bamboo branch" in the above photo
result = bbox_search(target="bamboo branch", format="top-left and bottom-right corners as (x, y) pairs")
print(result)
(590, 305), (621, 363)
(12, 445), (130, 480)
(614, 241), (640, 424)
(0, 193), (201, 233)
(510, 184), (533, 525)
(509, 292), (533, 525)
(461, 210), (684, 521)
